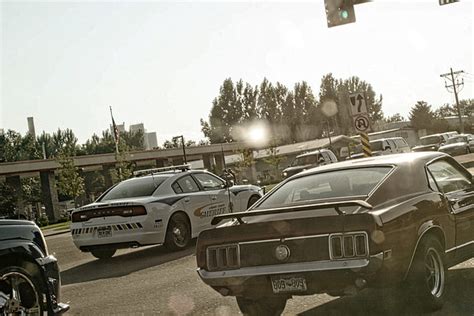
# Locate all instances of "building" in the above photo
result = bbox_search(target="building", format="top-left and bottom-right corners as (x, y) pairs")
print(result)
(27, 117), (36, 138)
(129, 123), (145, 134)
(145, 132), (158, 150)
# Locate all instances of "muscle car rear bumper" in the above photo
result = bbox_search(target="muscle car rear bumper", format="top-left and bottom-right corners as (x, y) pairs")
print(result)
(198, 252), (384, 297)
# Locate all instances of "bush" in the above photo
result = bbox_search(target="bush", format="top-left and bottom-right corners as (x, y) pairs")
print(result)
(37, 215), (49, 227)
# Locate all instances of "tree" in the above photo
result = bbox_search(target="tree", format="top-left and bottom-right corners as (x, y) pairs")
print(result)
(0, 130), (41, 162)
(111, 151), (134, 184)
(460, 99), (474, 117)
(263, 139), (285, 182)
(0, 182), (17, 217)
(384, 113), (405, 123)
(56, 152), (85, 207)
(409, 101), (436, 131)
(201, 78), (240, 143)
(234, 148), (255, 183)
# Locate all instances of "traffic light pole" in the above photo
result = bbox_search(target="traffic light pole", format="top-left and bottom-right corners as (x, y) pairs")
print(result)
(440, 68), (464, 133)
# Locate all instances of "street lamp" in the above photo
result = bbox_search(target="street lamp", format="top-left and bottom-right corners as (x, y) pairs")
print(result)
(172, 135), (187, 164)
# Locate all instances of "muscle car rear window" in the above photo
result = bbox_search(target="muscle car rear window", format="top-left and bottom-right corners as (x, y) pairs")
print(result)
(100, 175), (169, 201)
(255, 167), (392, 209)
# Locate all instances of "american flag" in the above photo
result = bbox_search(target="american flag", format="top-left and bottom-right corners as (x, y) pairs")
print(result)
(110, 106), (120, 153)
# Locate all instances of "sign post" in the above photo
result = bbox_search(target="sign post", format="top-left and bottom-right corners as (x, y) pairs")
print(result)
(349, 92), (372, 157)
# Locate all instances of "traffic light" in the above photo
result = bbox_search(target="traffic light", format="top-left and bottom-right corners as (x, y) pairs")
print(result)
(439, 0), (459, 5)
(325, 0), (356, 28)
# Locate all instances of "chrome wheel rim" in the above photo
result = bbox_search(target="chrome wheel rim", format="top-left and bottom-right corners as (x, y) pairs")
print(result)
(172, 222), (188, 247)
(424, 247), (444, 298)
(0, 271), (41, 315)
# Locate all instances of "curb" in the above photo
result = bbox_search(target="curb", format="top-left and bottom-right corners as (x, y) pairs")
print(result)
(43, 230), (71, 238)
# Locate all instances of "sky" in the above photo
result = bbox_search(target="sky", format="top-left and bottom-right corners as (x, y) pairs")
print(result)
(1, 0), (473, 145)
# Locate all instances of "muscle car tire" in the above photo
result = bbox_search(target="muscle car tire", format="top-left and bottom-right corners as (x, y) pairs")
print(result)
(90, 248), (116, 259)
(164, 213), (191, 251)
(0, 266), (44, 315)
(407, 236), (446, 311)
(236, 296), (287, 316)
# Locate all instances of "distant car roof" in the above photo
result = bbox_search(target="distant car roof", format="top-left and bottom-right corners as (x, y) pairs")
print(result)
(296, 152), (447, 177)
(296, 148), (333, 158)
(420, 134), (442, 139)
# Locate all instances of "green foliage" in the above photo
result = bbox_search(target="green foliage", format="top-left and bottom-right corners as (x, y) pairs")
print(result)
(0, 182), (17, 217)
(263, 139), (286, 182)
(0, 130), (42, 162)
(56, 152), (85, 206)
(21, 177), (42, 204)
(37, 214), (49, 227)
(409, 101), (436, 131)
(111, 151), (134, 184)
(384, 113), (405, 123)
(234, 148), (255, 182)
(201, 75), (384, 144)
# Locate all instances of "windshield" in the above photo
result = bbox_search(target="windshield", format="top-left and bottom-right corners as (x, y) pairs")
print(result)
(100, 176), (168, 201)
(291, 154), (320, 166)
(446, 136), (468, 144)
(256, 167), (392, 209)
(370, 140), (384, 151)
(421, 136), (441, 145)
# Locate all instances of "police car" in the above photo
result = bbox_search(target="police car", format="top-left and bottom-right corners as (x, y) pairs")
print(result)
(71, 165), (263, 259)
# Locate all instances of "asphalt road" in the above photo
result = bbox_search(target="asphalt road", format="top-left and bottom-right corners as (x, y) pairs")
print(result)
(46, 233), (474, 316)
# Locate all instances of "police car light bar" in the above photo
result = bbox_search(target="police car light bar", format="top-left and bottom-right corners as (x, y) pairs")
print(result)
(133, 164), (191, 177)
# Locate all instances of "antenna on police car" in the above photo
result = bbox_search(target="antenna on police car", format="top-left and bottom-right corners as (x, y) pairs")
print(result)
(221, 144), (234, 213)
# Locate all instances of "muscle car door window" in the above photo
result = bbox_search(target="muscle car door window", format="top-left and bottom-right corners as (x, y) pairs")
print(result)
(428, 160), (471, 193)
(426, 169), (440, 192)
(255, 167), (392, 209)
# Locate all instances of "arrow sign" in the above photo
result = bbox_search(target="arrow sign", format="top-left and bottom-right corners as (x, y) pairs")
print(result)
(349, 92), (368, 117)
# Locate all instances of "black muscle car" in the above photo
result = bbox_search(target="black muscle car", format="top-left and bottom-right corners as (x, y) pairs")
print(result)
(196, 152), (474, 315)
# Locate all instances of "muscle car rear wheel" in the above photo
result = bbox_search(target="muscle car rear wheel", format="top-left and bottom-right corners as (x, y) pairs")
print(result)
(236, 296), (287, 316)
(91, 248), (116, 259)
(407, 236), (446, 311)
(0, 266), (44, 315)
(164, 213), (191, 251)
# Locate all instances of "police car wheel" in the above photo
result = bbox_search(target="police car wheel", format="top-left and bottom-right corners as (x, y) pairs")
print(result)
(164, 213), (191, 251)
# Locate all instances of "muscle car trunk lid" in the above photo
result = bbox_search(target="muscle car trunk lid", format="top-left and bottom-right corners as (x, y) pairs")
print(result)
(197, 204), (381, 269)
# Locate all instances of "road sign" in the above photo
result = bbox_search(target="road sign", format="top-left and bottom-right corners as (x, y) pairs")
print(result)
(352, 114), (370, 132)
(349, 92), (368, 117)
(360, 132), (372, 157)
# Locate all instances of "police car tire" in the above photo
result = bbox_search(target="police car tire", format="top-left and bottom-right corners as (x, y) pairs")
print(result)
(90, 249), (116, 260)
(164, 213), (191, 251)
(247, 195), (260, 209)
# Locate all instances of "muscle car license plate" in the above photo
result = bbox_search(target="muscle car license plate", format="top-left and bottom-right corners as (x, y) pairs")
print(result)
(271, 276), (307, 293)
(97, 226), (112, 238)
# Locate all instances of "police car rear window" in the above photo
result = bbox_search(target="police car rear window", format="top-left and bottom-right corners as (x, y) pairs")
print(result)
(100, 176), (168, 201)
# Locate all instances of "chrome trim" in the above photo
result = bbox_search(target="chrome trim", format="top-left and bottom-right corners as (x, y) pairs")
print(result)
(198, 258), (370, 280)
(446, 240), (474, 253)
(329, 231), (369, 260)
(238, 234), (329, 245)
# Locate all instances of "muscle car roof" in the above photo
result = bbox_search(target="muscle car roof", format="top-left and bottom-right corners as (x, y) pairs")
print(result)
(296, 152), (447, 178)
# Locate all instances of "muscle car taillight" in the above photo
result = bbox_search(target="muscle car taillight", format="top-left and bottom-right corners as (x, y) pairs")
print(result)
(206, 244), (240, 271)
(329, 232), (368, 260)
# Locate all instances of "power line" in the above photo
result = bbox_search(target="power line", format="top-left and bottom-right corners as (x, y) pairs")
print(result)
(440, 68), (464, 133)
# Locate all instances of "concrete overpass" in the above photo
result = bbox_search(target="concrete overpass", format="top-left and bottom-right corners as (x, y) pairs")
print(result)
(0, 142), (250, 221)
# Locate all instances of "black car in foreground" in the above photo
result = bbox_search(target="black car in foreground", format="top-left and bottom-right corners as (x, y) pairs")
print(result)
(0, 220), (69, 315)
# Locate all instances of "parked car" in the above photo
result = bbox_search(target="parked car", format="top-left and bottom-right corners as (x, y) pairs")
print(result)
(0, 220), (69, 315)
(71, 165), (263, 259)
(281, 149), (337, 178)
(196, 152), (474, 315)
(348, 137), (410, 159)
(438, 134), (474, 156)
(412, 134), (445, 152)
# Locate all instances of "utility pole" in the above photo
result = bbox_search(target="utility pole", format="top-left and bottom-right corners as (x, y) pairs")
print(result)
(440, 68), (464, 133)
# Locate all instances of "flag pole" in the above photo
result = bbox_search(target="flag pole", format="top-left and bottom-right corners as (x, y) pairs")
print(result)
(110, 106), (119, 155)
